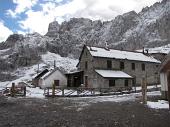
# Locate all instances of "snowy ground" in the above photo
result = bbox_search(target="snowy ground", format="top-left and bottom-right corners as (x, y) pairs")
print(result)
(147, 100), (169, 109)
(0, 91), (169, 127)
(5, 85), (168, 110)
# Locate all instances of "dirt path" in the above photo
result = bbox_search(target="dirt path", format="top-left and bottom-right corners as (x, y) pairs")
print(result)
(0, 95), (169, 127)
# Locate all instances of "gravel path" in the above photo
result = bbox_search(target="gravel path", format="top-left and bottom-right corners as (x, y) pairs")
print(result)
(0, 95), (169, 127)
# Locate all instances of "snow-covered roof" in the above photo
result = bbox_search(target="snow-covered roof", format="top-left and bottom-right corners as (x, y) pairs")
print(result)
(41, 71), (52, 79)
(87, 46), (161, 63)
(137, 46), (170, 55)
(40, 69), (65, 79)
(95, 70), (132, 78)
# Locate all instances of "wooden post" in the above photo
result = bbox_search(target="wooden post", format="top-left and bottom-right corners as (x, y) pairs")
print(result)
(47, 88), (49, 96)
(62, 88), (64, 97)
(167, 71), (170, 110)
(141, 77), (147, 104)
(11, 83), (15, 97)
(52, 83), (55, 97)
(23, 86), (26, 96)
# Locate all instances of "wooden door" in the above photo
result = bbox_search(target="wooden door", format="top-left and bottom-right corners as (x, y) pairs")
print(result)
(85, 76), (88, 87)
(54, 80), (59, 86)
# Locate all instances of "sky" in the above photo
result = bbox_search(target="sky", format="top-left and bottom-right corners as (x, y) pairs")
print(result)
(0, 0), (162, 42)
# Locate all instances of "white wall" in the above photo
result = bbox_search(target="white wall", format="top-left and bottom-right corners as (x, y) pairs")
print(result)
(40, 70), (67, 88)
(160, 72), (168, 92)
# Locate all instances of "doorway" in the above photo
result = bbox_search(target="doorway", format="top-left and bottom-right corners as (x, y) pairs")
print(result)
(85, 76), (88, 87)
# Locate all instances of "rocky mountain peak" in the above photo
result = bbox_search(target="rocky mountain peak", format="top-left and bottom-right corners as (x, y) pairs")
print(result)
(46, 21), (60, 37)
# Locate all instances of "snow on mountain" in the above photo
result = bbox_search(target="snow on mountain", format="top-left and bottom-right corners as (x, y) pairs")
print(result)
(124, 0), (170, 43)
(41, 51), (78, 72)
(0, 0), (170, 83)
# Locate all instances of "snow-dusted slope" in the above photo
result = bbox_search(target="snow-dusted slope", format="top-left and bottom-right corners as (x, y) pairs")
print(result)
(41, 51), (78, 72)
(0, 51), (78, 87)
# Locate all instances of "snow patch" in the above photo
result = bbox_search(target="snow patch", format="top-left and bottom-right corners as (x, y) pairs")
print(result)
(147, 100), (169, 109)
(26, 87), (45, 98)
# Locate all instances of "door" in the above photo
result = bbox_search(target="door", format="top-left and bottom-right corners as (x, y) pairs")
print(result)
(85, 76), (88, 87)
(54, 80), (59, 86)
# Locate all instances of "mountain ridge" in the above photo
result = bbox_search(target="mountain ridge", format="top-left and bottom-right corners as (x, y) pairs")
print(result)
(0, 0), (169, 82)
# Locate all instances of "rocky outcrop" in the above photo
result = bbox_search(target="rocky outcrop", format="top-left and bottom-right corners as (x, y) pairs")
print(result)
(0, 0), (170, 81)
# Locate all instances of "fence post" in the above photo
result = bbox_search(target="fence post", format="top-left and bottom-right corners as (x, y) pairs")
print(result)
(10, 83), (15, 97)
(62, 88), (64, 97)
(52, 83), (55, 97)
(47, 88), (49, 96)
(23, 86), (26, 96)
(141, 77), (147, 104)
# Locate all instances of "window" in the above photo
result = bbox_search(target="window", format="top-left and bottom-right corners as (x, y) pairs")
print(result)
(120, 61), (124, 69)
(125, 80), (128, 87)
(109, 80), (115, 87)
(107, 60), (112, 69)
(85, 61), (88, 69)
(132, 63), (135, 70)
(141, 63), (145, 71)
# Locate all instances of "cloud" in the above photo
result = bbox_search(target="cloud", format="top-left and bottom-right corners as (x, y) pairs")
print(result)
(17, 0), (162, 35)
(0, 20), (13, 42)
(6, 0), (38, 18)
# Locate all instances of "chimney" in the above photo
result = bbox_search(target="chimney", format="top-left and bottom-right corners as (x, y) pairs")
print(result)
(89, 46), (93, 51)
(142, 47), (145, 54)
(104, 41), (110, 51)
(146, 49), (149, 54)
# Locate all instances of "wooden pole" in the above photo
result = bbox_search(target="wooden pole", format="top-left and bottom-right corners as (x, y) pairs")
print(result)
(11, 83), (15, 97)
(62, 88), (64, 97)
(141, 77), (147, 104)
(23, 86), (26, 96)
(52, 83), (55, 97)
(167, 71), (170, 110)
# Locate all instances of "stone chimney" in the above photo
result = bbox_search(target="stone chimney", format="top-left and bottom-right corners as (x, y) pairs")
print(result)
(104, 41), (110, 51)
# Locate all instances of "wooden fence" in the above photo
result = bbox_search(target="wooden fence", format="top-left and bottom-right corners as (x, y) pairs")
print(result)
(44, 86), (133, 97)
(2, 83), (26, 97)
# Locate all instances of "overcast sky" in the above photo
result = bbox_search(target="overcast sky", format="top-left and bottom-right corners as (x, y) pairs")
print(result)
(0, 0), (162, 42)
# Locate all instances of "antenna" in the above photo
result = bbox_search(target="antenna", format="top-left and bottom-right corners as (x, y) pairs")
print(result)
(37, 64), (39, 74)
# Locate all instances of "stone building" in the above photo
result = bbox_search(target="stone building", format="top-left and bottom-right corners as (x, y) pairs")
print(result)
(74, 45), (161, 88)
